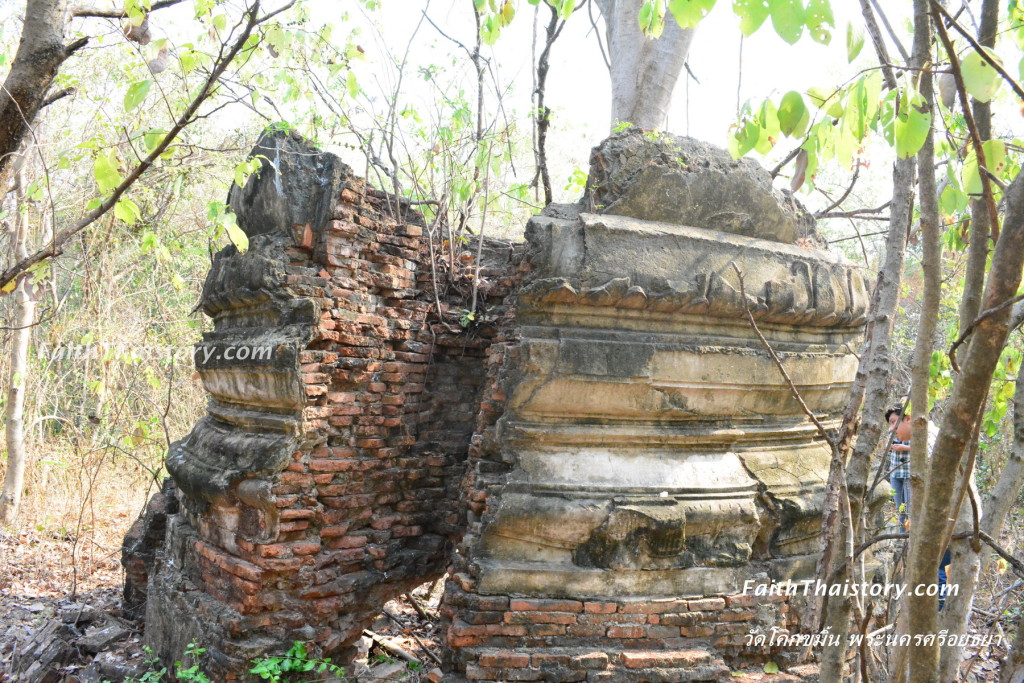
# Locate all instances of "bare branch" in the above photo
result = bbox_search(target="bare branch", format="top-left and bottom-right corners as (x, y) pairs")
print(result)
(41, 88), (75, 107)
(948, 292), (1024, 372)
(732, 263), (836, 449)
(0, 0), (276, 292)
(932, 2), (1024, 103)
(70, 0), (186, 19)
(817, 201), (892, 220)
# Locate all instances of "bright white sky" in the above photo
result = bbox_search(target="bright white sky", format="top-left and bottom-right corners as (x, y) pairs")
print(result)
(323, 0), (915, 203)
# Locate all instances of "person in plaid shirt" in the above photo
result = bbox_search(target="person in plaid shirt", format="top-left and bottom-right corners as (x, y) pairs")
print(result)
(887, 406), (912, 529)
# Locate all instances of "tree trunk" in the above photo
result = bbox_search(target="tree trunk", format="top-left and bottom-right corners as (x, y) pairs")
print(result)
(0, 0), (73, 197)
(907, 165), (1024, 683)
(938, 2), (1000, 678)
(818, 146), (915, 683)
(939, 340), (1024, 680)
(906, 1), (940, 676)
(595, 0), (693, 130)
(907, 0), (939, 540)
(0, 167), (37, 525)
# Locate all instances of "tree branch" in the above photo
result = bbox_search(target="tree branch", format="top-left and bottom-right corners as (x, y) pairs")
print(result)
(948, 293), (1024, 372)
(932, 2), (1024, 103)
(932, 1), (1003, 246)
(41, 88), (75, 107)
(0, 0), (276, 292)
(70, 0), (186, 18)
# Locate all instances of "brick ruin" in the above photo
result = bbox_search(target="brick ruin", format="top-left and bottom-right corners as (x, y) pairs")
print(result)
(123, 128), (870, 681)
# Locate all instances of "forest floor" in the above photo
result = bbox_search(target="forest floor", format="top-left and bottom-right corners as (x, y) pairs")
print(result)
(0, 525), (445, 681)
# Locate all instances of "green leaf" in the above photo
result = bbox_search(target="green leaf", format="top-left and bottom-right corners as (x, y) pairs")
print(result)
(961, 48), (1002, 103)
(982, 138), (1008, 178)
(93, 150), (122, 194)
(844, 72), (881, 141)
(638, 0), (666, 37)
(807, 85), (843, 118)
(728, 118), (760, 158)
(124, 79), (152, 112)
(733, 0), (770, 35)
(179, 50), (198, 75)
(140, 230), (158, 252)
(894, 87), (930, 159)
(346, 71), (359, 98)
(143, 128), (166, 154)
(939, 184), (967, 216)
(804, 0), (833, 44)
(224, 215), (249, 253)
(754, 99), (779, 153)
(114, 198), (141, 225)
(559, 0), (576, 20)
(777, 91), (809, 137)
(764, 661), (780, 674)
(961, 139), (1007, 194)
(668, 0), (716, 29)
(846, 21), (864, 62)
(770, 0), (804, 44)
(212, 13), (227, 32)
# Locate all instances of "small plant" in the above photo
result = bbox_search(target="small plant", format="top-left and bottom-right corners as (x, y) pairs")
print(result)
(249, 641), (345, 682)
(136, 646), (167, 682)
(564, 167), (588, 194)
(459, 309), (476, 328)
(175, 642), (211, 683)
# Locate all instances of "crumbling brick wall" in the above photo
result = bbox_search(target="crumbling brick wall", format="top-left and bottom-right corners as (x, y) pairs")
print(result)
(135, 130), (526, 676)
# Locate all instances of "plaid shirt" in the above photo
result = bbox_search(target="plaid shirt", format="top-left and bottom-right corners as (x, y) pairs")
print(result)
(889, 439), (910, 479)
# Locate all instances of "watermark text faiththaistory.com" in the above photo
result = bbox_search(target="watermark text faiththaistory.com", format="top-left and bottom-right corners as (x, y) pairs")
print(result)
(36, 342), (274, 364)
(742, 578), (958, 602)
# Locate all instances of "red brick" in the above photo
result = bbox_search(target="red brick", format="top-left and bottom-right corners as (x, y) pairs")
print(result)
(620, 599), (687, 614)
(726, 594), (757, 608)
(477, 651), (530, 668)
(291, 542), (321, 556)
(607, 625), (645, 639)
(619, 651), (712, 669)
(504, 611), (577, 625)
(567, 624), (604, 638)
(584, 602), (618, 614)
(688, 598), (726, 611)
(509, 598), (583, 612)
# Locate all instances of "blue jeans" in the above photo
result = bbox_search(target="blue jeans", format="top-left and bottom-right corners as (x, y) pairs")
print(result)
(939, 548), (952, 610)
(891, 476), (910, 526)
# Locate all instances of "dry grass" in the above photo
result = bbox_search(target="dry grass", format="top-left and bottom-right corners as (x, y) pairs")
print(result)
(0, 454), (158, 599)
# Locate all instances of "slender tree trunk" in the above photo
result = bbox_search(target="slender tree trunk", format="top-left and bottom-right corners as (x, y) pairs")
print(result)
(907, 165), (1024, 683)
(957, 0), (997, 333)
(939, 340), (1024, 680)
(818, 142), (915, 683)
(907, 0), (939, 534)
(0, 167), (37, 525)
(906, 1), (940, 675)
(594, 0), (693, 129)
(938, 3), (1000, 678)
(0, 0), (75, 196)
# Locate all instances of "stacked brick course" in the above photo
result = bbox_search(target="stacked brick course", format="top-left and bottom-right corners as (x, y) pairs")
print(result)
(140, 131), (527, 676)
(443, 577), (810, 681)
